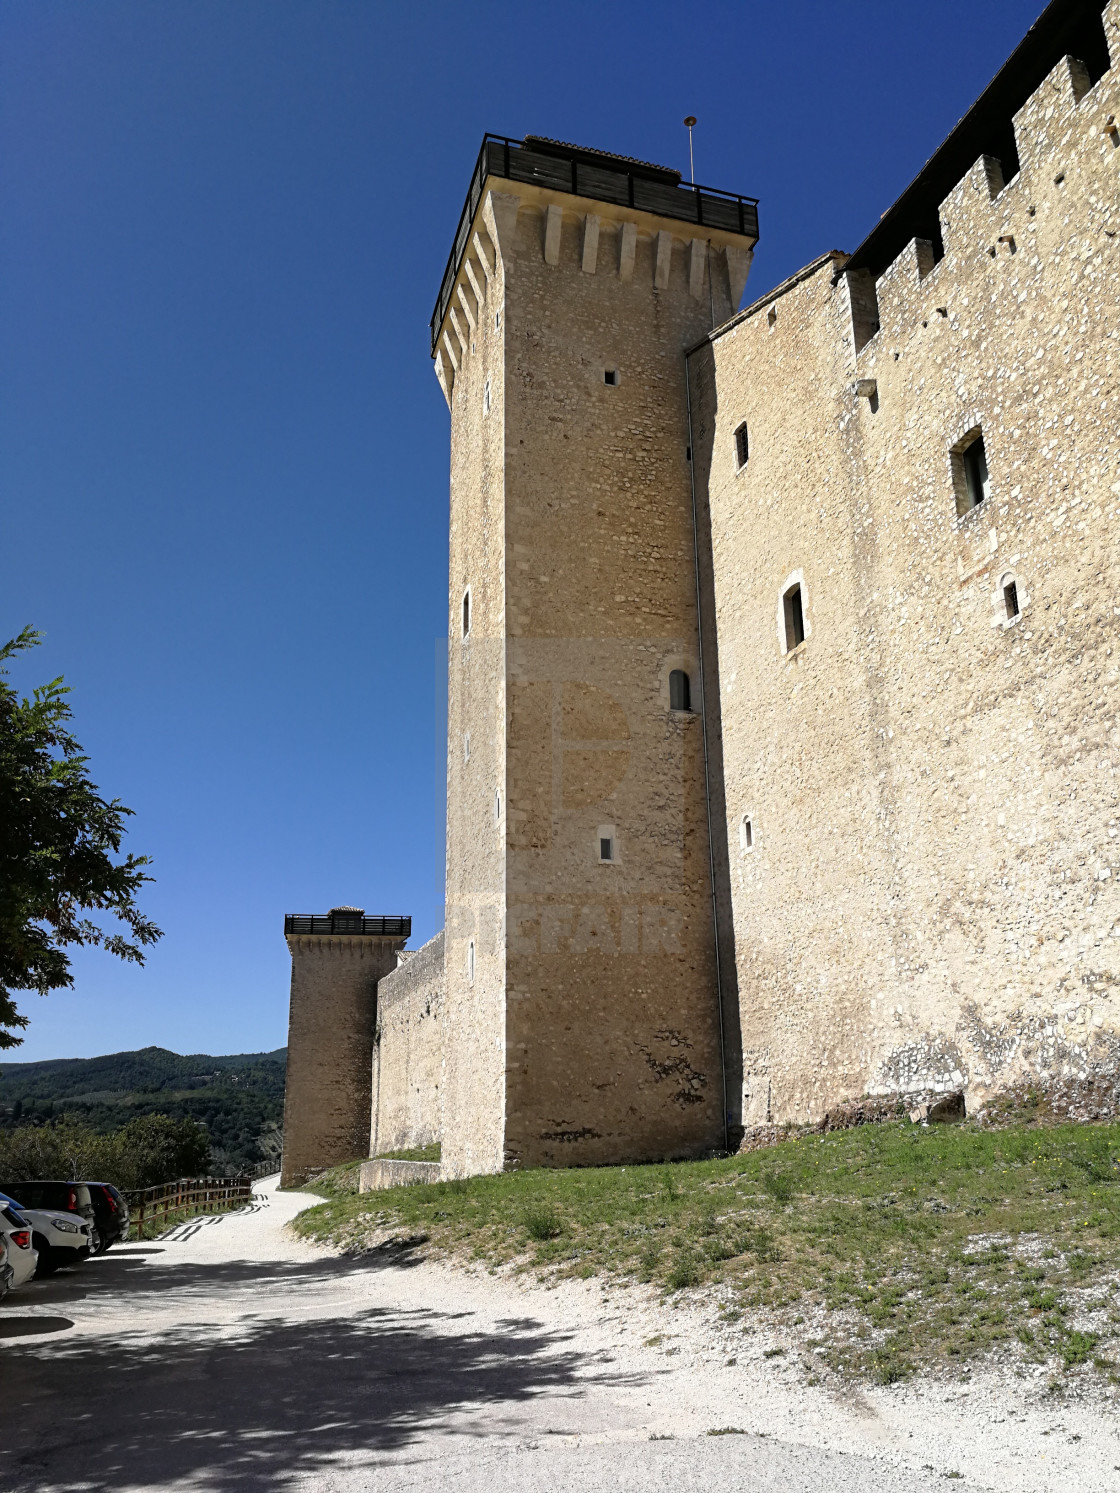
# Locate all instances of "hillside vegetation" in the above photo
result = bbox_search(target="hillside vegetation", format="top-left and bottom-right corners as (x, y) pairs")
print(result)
(296, 1117), (1120, 1387)
(0, 1046), (285, 1172)
(0, 1113), (211, 1191)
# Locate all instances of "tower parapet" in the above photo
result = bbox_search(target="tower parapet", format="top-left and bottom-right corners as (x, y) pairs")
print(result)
(430, 133), (758, 409)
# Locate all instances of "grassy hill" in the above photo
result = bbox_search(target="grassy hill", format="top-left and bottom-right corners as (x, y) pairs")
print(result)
(0, 1046), (286, 1173)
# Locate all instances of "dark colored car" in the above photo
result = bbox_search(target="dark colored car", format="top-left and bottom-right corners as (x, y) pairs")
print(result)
(86, 1183), (129, 1251)
(0, 1181), (99, 1250)
(0, 1190), (92, 1272)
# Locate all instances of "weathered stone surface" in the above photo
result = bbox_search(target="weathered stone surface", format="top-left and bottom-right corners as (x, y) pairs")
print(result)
(692, 10), (1120, 1127)
(358, 1159), (441, 1192)
(371, 932), (444, 1157)
(437, 171), (756, 1177)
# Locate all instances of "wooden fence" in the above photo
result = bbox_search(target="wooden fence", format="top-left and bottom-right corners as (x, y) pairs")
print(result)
(124, 1175), (254, 1239)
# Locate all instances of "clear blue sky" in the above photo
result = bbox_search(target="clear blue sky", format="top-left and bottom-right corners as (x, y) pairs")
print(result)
(1, 0), (1041, 1061)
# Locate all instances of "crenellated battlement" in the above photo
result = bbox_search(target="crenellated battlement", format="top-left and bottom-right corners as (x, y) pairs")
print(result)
(843, 0), (1119, 359)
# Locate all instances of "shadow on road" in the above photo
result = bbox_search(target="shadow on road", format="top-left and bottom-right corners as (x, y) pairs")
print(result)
(0, 1316), (74, 1337)
(4, 1250), (637, 1493)
(9, 1238), (432, 1312)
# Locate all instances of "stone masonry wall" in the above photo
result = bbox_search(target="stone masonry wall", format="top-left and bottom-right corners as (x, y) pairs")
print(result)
(499, 196), (749, 1167)
(370, 932), (445, 1156)
(693, 9), (1120, 1126)
(441, 191), (510, 1179)
(436, 171), (756, 1173)
(280, 934), (404, 1187)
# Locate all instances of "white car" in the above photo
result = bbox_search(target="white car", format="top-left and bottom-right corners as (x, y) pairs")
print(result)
(0, 1202), (39, 1287)
(0, 1192), (91, 1275)
(0, 1232), (13, 1299)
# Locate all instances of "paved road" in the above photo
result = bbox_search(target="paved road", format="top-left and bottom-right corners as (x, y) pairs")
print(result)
(0, 1179), (1082, 1491)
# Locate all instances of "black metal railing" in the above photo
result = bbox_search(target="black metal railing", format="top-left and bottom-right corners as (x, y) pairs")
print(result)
(430, 134), (759, 355)
(284, 914), (412, 938)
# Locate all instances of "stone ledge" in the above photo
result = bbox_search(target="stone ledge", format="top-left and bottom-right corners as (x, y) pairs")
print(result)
(359, 1159), (441, 1193)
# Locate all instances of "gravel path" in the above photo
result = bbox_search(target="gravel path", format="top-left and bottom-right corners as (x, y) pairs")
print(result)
(1, 1176), (1115, 1491)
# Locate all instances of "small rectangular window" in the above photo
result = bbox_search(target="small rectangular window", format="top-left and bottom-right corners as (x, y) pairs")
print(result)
(734, 422), (749, 469)
(462, 589), (471, 637)
(604, 368), (619, 386)
(483, 377), (491, 415)
(739, 815), (753, 852)
(783, 584), (805, 650)
(1004, 579), (1020, 620)
(669, 669), (691, 712)
(599, 836), (613, 862)
(953, 429), (991, 515)
(467, 940), (475, 983)
(963, 436), (989, 510)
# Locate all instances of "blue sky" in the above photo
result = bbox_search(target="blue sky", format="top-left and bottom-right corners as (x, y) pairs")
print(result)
(1, 0), (1042, 1061)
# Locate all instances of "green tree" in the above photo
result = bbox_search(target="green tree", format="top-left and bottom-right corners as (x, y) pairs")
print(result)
(0, 1114), (212, 1189)
(113, 1114), (212, 1187)
(0, 628), (161, 1047)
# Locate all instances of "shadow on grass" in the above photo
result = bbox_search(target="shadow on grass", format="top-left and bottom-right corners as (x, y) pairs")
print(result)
(5, 1249), (635, 1493)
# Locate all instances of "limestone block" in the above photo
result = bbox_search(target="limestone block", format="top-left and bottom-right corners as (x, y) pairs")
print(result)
(689, 238), (706, 299)
(544, 203), (563, 265)
(582, 213), (600, 274)
(654, 230), (672, 289)
(359, 1159), (441, 1191)
(618, 221), (637, 280)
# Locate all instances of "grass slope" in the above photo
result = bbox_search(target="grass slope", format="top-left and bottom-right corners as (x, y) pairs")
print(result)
(0, 1046), (286, 1171)
(294, 1118), (1120, 1385)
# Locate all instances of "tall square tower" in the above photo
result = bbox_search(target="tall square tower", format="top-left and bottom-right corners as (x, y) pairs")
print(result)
(434, 137), (758, 1176)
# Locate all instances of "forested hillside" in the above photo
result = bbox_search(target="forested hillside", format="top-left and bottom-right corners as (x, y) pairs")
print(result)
(0, 1047), (286, 1172)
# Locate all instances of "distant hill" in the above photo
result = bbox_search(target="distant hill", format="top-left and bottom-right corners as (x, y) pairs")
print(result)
(0, 1046), (287, 1173)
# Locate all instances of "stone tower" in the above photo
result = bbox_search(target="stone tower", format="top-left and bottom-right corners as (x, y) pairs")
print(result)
(279, 907), (409, 1186)
(433, 137), (758, 1176)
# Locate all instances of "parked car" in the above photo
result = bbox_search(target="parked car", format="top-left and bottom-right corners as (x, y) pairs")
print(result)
(0, 1185), (97, 1269)
(85, 1182), (129, 1252)
(0, 1180), (97, 1232)
(0, 1233), (12, 1300)
(0, 1203), (38, 1287)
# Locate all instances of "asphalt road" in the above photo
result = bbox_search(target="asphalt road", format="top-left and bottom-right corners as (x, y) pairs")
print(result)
(0, 1179), (1074, 1491)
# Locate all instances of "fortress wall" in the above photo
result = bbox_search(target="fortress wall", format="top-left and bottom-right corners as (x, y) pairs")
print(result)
(696, 14), (1120, 1124)
(690, 255), (885, 1127)
(441, 201), (510, 1178)
(371, 932), (445, 1156)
